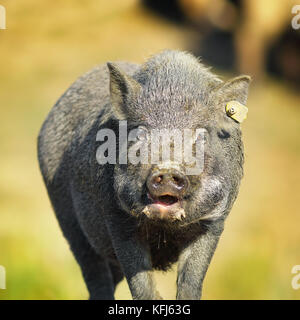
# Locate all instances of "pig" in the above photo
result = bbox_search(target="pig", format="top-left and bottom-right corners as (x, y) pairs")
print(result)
(38, 50), (250, 300)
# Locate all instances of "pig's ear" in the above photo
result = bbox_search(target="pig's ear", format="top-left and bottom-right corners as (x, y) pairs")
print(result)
(107, 62), (141, 120)
(220, 75), (251, 105)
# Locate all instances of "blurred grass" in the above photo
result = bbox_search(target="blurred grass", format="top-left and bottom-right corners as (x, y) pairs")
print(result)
(0, 0), (299, 300)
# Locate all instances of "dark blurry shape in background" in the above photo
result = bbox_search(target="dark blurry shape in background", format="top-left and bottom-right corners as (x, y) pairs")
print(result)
(142, 0), (186, 23)
(142, 0), (300, 90)
(267, 29), (300, 91)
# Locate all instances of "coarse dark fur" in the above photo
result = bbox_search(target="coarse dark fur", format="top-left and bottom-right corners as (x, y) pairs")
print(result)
(38, 50), (250, 300)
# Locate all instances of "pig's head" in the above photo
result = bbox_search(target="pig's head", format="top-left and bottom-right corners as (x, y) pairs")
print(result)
(107, 51), (250, 225)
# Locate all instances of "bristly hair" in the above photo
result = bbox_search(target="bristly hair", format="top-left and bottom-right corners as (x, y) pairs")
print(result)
(135, 49), (221, 86)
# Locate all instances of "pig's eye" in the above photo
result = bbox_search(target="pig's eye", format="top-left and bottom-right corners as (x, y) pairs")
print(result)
(136, 126), (148, 141)
(217, 129), (230, 139)
(195, 130), (208, 143)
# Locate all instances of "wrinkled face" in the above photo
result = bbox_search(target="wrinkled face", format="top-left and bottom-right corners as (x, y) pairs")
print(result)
(108, 61), (250, 225)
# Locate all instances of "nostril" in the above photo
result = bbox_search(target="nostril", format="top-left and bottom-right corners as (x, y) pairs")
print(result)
(154, 175), (163, 184)
(151, 175), (163, 188)
(147, 170), (188, 195)
(172, 175), (181, 184)
(172, 175), (185, 189)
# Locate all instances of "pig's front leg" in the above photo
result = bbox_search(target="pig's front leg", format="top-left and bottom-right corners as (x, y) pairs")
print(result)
(106, 215), (162, 300)
(176, 220), (224, 300)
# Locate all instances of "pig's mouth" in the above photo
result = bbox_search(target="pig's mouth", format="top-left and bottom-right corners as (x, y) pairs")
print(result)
(153, 194), (179, 206)
(142, 193), (186, 221)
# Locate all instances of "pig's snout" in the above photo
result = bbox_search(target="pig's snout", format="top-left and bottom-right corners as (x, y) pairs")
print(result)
(143, 169), (188, 221)
(146, 169), (188, 199)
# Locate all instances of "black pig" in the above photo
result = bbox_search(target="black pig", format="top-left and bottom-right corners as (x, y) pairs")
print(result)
(38, 50), (250, 299)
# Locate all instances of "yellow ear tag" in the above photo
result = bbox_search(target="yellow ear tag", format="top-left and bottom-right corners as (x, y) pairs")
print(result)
(225, 101), (248, 123)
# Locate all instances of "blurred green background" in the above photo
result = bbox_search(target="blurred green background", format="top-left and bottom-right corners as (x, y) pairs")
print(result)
(0, 0), (299, 300)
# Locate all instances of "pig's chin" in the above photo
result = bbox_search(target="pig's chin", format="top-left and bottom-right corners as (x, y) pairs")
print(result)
(141, 193), (186, 221)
